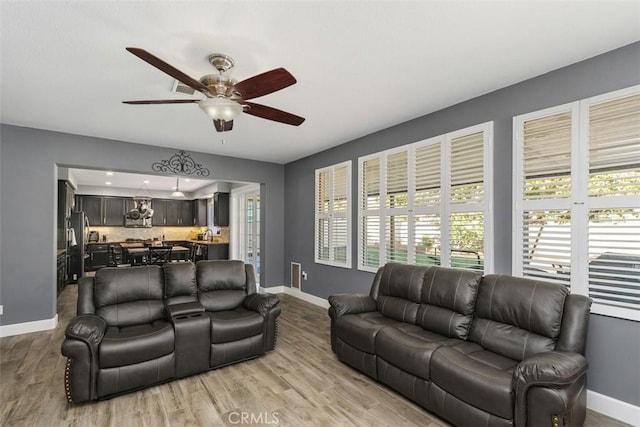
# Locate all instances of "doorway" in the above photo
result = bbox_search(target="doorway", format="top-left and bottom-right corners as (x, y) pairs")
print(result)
(232, 185), (261, 284)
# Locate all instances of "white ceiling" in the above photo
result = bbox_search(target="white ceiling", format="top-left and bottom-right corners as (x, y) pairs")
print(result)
(2, 1), (639, 164)
(68, 168), (214, 193)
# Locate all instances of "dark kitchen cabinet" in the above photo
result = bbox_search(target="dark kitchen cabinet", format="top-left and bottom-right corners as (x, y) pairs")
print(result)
(165, 200), (181, 225)
(78, 196), (102, 226)
(103, 197), (125, 226)
(152, 200), (167, 226)
(57, 180), (75, 250)
(194, 199), (207, 226)
(57, 252), (66, 296)
(180, 201), (193, 226)
(214, 192), (229, 226)
(192, 243), (229, 261)
(86, 244), (110, 271)
(152, 199), (193, 226)
(76, 195), (125, 226)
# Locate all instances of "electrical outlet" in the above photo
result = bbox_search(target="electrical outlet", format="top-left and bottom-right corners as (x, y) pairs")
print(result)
(0, 305), (3, 315)
(302, 271), (308, 280)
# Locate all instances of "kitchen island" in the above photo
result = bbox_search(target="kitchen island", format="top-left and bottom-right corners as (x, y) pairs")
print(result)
(187, 239), (229, 261)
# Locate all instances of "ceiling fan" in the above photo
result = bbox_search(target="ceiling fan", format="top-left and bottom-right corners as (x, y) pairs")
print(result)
(123, 47), (305, 132)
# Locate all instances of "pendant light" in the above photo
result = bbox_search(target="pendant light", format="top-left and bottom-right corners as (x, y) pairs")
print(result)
(170, 178), (185, 198)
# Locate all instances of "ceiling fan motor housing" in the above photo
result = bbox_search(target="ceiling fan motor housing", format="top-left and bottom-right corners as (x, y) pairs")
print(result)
(200, 74), (236, 97)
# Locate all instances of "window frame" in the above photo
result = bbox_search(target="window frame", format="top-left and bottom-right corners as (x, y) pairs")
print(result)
(314, 160), (352, 268)
(358, 122), (494, 273)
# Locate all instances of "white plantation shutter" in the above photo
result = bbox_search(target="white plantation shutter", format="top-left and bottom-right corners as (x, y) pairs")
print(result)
(358, 122), (492, 272)
(515, 106), (575, 285)
(315, 161), (352, 267)
(361, 158), (381, 269)
(450, 132), (485, 203)
(514, 85), (640, 321)
(586, 91), (640, 316)
(522, 112), (573, 200)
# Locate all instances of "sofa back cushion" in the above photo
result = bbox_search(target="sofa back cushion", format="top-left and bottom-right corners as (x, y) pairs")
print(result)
(94, 266), (165, 327)
(469, 275), (569, 361)
(416, 266), (482, 339)
(374, 263), (426, 323)
(163, 262), (197, 305)
(197, 260), (248, 312)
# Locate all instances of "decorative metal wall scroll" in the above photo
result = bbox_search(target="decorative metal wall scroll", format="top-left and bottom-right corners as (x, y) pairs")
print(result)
(152, 150), (210, 177)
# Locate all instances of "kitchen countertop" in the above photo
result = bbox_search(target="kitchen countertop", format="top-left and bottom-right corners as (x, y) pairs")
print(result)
(187, 239), (228, 245)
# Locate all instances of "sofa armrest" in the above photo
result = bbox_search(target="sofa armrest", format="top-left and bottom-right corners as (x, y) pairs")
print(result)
(328, 294), (377, 318)
(166, 301), (205, 318)
(61, 314), (106, 403)
(243, 293), (280, 316)
(513, 351), (588, 426)
(65, 314), (107, 347)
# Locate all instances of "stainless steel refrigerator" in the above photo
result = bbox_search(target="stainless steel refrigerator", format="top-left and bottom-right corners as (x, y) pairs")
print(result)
(68, 211), (89, 283)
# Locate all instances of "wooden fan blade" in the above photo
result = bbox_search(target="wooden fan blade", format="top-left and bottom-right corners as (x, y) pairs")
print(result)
(213, 119), (233, 132)
(233, 68), (296, 100)
(126, 47), (210, 94)
(243, 102), (305, 126)
(123, 99), (200, 104)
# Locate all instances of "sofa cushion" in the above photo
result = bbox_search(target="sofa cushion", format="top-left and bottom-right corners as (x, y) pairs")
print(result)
(208, 308), (264, 344)
(431, 342), (518, 420)
(376, 324), (461, 380)
(94, 266), (165, 327)
(469, 275), (569, 361)
(375, 263), (427, 323)
(416, 266), (481, 340)
(163, 262), (197, 304)
(334, 312), (403, 353)
(99, 320), (174, 368)
(197, 260), (247, 291)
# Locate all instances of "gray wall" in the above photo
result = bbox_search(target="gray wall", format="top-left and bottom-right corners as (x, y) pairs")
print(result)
(284, 42), (640, 405)
(0, 127), (285, 326)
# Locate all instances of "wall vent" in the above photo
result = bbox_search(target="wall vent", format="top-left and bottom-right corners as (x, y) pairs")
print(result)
(291, 262), (301, 291)
(171, 79), (197, 96)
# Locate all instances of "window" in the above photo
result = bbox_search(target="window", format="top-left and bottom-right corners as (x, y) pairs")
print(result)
(513, 85), (640, 321)
(359, 122), (493, 273)
(315, 161), (352, 268)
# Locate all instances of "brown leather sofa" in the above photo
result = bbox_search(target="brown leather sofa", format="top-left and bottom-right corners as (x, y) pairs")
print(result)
(328, 263), (591, 427)
(61, 260), (280, 403)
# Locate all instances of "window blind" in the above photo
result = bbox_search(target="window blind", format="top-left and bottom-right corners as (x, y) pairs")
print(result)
(358, 122), (492, 272)
(514, 85), (640, 321)
(314, 161), (352, 268)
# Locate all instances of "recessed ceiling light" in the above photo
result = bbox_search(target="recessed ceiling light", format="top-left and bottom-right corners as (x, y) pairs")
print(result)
(143, 180), (150, 184)
(105, 181), (112, 185)
(106, 172), (114, 176)
(185, 178), (191, 182)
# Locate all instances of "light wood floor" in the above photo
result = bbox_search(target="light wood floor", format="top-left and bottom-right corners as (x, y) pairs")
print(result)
(0, 285), (631, 426)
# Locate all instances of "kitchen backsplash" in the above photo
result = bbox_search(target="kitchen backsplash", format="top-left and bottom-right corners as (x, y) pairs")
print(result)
(89, 226), (229, 243)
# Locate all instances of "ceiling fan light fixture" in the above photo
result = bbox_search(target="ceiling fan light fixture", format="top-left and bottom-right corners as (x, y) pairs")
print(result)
(198, 97), (243, 121)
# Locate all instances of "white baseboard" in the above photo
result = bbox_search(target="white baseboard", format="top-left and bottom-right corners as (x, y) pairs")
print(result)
(587, 390), (640, 426)
(273, 285), (639, 426)
(265, 285), (329, 308)
(0, 314), (58, 338)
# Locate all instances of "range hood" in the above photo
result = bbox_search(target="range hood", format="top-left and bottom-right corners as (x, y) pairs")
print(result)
(125, 197), (153, 228)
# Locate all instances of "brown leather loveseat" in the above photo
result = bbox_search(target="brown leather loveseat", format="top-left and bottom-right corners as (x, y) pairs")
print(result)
(328, 263), (591, 426)
(61, 260), (280, 403)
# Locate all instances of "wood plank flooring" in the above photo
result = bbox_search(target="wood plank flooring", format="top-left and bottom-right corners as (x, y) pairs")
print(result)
(0, 285), (631, 426)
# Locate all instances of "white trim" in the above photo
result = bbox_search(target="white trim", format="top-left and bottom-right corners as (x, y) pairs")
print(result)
(587, 390), (640, 426)
(266, 285), (330, 309)
(0, 314), (58, 337)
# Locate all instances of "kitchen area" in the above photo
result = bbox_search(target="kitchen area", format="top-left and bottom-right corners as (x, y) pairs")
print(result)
(56, 169), (241, 296)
